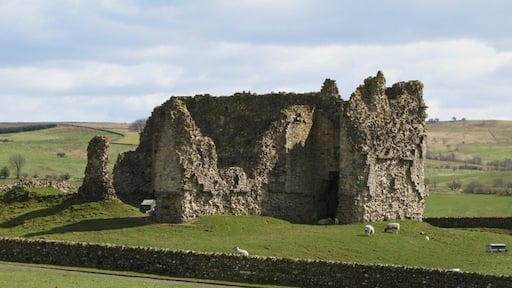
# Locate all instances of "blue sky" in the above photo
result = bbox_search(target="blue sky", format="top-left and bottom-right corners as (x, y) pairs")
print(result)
(1, 0), (511, 122)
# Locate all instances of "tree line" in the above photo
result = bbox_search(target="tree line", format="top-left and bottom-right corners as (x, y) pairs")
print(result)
(0, 123), (56, 134)
(427, 178), (512, 196)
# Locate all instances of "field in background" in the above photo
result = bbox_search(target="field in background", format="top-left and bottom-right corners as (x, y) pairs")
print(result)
(426, 120), (512, 194)
(0, 123), (138, 188)
(424, 193), (511, 217)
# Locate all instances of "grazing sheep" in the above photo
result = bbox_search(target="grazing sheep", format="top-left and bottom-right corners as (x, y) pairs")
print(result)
(233, 246), (249, 256)
(425, 236), (430, 241)
(364, 224), (375, 236)
(384, 222), (400, 233)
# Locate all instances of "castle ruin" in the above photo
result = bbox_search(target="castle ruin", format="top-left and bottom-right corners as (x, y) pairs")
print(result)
(113, 71), (428, 224)
(79, 136), (116, 201)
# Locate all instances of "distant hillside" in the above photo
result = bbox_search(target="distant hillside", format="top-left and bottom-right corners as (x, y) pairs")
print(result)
(0, 121), (130, 128)
(0, 123), (138, 187)
(59, 122), (131, 130)
(0, 123), (57, 134)
(427, 120), (512, 163)
(0, 122), (56, 129)
(426, 120), (512, 194)
(427, 120), (512, 149)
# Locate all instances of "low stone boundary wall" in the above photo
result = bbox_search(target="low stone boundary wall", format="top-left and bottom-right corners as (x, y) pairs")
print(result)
(0, 237), (510, 288)
(424, 217), (512, 229)
(0, 178), (75, 194)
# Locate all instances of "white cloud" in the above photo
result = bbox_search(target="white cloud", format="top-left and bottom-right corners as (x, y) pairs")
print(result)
(0, 62), (183, 93)
(125, 93), (172, 112)
(4, 38), (511, 122)
(0, 93), (165, 122)
(1, 1), (512, 122)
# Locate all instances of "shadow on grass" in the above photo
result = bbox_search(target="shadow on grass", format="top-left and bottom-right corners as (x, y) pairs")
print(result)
(0, 194), (153, 237)
(23, 216), (153, 238)
(0, 194), (85, 228)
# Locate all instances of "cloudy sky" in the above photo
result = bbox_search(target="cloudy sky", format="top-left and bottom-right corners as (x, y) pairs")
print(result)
(1, 0), (511, 122)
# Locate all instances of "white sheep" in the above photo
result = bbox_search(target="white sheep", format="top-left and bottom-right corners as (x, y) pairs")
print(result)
(233, 246), (249, 256)
(364, 224), (375, 236)
(384, 222), (400, 233)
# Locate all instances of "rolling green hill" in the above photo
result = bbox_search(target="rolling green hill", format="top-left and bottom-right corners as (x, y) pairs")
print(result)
(0, 123), (138, 188)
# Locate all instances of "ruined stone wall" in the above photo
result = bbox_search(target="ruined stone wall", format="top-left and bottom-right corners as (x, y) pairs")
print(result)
(124, 91), (341, 223)
(113, 71), (427, 224)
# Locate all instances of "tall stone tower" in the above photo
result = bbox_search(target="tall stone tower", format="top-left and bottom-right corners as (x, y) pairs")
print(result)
(79, 136), (116, 201)
(337, 72), (428, 223)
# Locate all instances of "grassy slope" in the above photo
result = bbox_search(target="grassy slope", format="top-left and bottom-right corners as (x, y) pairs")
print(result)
(0, 191), (510, 276)
(0, 124), (138, 187)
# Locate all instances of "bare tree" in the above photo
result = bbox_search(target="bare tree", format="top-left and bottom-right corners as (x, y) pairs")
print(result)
(129, 118), (147, 133)
(9, 154), (26, 179)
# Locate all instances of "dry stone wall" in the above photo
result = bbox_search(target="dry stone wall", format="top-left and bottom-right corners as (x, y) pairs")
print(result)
(0, 178), (75, 194)
(113, 71), (427, 224)
(0, 237), (510, 288)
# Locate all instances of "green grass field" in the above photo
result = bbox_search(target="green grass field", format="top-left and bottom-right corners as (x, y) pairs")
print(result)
(0, 261), (285, 288)
(426, 120), (512, 193)
(424, 193), (512, 217)
(0, 190), (510, 276)
(0, 265), (187, 288)
(0, 124), (137, 188)
(0, 121), (510, 279)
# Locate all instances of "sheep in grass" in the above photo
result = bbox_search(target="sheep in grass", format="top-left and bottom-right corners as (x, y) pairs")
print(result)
(384, 222), (400, 233)
(233, 246), (249, 256)
(364, 224), (375, 236)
